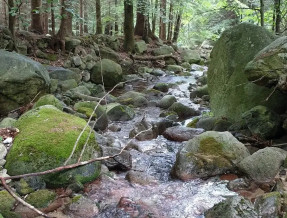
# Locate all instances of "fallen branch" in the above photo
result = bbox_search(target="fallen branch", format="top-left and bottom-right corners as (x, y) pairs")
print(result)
(0, 177), (49, 218)
(131, 54), (180, 65)
(73, 92), (106, 104)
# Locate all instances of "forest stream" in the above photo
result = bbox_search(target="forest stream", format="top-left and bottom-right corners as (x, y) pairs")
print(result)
(83, 65), (236, 218)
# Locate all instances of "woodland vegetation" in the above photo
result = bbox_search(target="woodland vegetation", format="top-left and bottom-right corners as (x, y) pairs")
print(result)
(1, 0), (287, 49)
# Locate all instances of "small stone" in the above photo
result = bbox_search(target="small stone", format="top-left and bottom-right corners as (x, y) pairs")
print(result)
(72, 56), (82, 67)
(0, 143), (7, 159)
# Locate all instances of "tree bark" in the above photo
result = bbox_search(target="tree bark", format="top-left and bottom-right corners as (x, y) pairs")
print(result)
(31, 0), (44, 34)
(84, 1), (88, 33)
(57, 0), (73, 39)
(159, 0), (166, 40)
(51, 1), (55, 36)
(80, 0), (83, 35)
(8, 0), (16, 37)
(172, 12), (181, 43)
(123, 0), (134, 52)
(260, 0), (264, 27)
(152, 0), (158, 34)
(275, 0), (281, 33)
(42, 2), (49, 34)
(2, 0), (8, 26)
(114, 0), (119, 33)
(167, 1), (173, 42)
(96, 0), (102, 34)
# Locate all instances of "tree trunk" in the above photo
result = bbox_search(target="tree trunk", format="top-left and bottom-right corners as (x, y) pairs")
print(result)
(80, 0), (83, 35)
(51, 1), (55, 36)
(31, 0), (44, 34)
(152, 0), (158, 34)
(159, 0), (166, 40)
(8, 0), (16, 37)
(57, 0), (73, 39)
(2, 1), (8, 26)
(260, 0), (264, 27)
(114, 0), (119, 34)
(96, 0), (102, 34)
(84, 2), (88, 33)
(172, 11), (181, 43)
(167, 1), (173, 42)
(42, 2), (49, 34)
(275, 0), (281, 33)
(123, 0), (134, 52)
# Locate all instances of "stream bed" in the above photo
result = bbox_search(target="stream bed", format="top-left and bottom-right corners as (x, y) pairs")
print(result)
(85, 65), (237, 217)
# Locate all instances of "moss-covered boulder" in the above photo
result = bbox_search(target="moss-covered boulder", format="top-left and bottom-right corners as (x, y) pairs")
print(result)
(245, 36), (287, 92)
(152, 45), (175, 56)
(207, 23), (287, 122)
(34, 94), (63, 110)
(166, 65), (184, 73)
(65, 38), (81, 52)
(0, 190), (16, 211)
(105, 103), (135, 121)
(99, 46), (120, 62)
(74, 101), (108, 130)
(168, 102), (200, 119)
(238, 147), (286, 183)
(26, 189), (56, 208)
(157, 95), (177, 109)
(180, 49), (201, 64)
(205, 196), (258, 218)
(0, 118), (16, 128)
(190, 85), (208, 99)
(47, 66), (81, 83)
(0, 50), (50, 116)
(135, 40), (148, 54)
(5, 106), (101, 187)
(90, 59), (123, 87)
(117, 91), (148, 107)
(242, 105), (282, 139)
(172, 131), (250, 180)
(196, 117), (232, 132)
(153, 83), (169, 92)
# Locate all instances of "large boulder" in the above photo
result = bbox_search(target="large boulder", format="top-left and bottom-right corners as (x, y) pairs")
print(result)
(205, 196), (258, 218)
(0, 50), (50, 115)
(47, 66), (81, 83)
(105, 103), (135, 121)
(238, 147), (287, 183)
(5, 106), (101, 187)
(152, 45), (175, 56)
(207, 23), (287, 121)
(172, 131), (250, 180)
(135, 40), (147, 54)
(180, 49), (201, 64)
(90, 59), (123, 87)
(245, 36), (287, 92)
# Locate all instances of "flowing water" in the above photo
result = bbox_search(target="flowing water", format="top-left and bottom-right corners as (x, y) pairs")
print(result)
(87, 65), (237, 217)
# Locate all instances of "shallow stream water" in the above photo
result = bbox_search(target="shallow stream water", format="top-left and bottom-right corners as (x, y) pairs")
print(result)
(87, 65), (237, 217)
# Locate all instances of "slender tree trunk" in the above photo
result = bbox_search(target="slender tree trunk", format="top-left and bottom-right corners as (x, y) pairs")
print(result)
(51, 1), (55, 36)
(172, 11), (181, 43)
(123, 0), (134, 52)
(8, 0), (16, 37)
(96, 0), (102, 34)
(105, 1), (113, 35)
(80, 0), (83, 35)
(167, 1), (173, 42)
(42, 2), (49, 34)
(159, 0), (166, 40)
(84, 2), (88, 33)
(31, 0), (44, 34)
(260, 0), (264, 27)
(152, 0), (158, 34)
(114, 0), (119, 34)
(275, 0), (281, 33)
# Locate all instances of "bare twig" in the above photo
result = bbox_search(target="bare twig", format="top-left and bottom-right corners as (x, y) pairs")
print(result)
(0, 177), (49, 218)
(265, 84), (279, 101)
(236, 75), (265, 87)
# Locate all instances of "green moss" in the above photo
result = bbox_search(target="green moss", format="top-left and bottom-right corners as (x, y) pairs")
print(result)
(187, 117), (200, 128)
(5, 106), (101, 187)
(76, 107), (97, 119)
(16, 179), (34, 195)
(71, 195), (82, 203)
(33, 94), (63, 110)
(1, 211), (21, 218)
(26, 189), (56, 208)
(46, 54), (58, 61)
(0, 190), (16, 211)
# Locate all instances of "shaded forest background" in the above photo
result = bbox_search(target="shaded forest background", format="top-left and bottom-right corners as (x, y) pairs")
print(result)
(1, 0), (287, 50)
